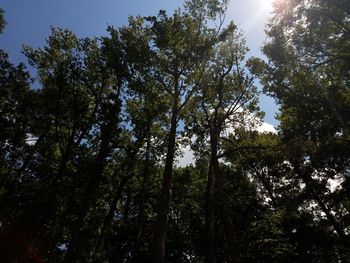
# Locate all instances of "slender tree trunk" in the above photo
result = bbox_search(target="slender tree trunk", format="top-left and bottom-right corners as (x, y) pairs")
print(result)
(63, 122), (118, 262)
(87, 133), (145, 262)
(94, 175), (130, 257)
(134, 135), (151, 262)
(209, 128), (240, 263)
(63, 83), (123, 262)
(63, 160), (105, 263)
(206, 160), (217, 263)
(152, 101), (178, 263)
(216, 169), (240, 263)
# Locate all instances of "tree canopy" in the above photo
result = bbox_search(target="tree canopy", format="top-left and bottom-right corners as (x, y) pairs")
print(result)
(1, 0), (349, 262)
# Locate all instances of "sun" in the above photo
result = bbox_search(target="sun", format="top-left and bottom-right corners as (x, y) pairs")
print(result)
(261, 0), (275, 11)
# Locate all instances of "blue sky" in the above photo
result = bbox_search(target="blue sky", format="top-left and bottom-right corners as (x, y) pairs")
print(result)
(0, 0), (278, 125)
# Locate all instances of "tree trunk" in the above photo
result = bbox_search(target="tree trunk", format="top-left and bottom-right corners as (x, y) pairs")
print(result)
(63, 159), (106, 263)
(210, 128), (240, 263)
(93, 175), (130, 259)
(206, 160), (217, 263)
(216, 169), (240, 263)
(62, 82), (123, 262)
(152, 102), (178, 263)
(134, 135), (151, 262)
(63, 116), (119, 263)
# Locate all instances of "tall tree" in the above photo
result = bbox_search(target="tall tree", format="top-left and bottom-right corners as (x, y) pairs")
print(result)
(122, 1), (230, 261)
(0, 50), (37, 263)
(187, 26), (261, 262)
(249, 0), (350, 255)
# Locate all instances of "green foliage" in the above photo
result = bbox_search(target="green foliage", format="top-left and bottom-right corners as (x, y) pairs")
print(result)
(1, 0), (350, 262)
(252, 0), (350, 260)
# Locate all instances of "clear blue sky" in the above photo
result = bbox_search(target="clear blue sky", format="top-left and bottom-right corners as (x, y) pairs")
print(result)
(0, 0), (279, 126)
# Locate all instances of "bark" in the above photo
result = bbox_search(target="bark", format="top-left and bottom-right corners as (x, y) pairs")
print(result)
(216, 168), (240, 263)
(63, 95), (121, 263)
(206, 160), (217, 263)
(152, 99), (178, 263)
(94, 175), (130, 257)
(32, 100), (101, 255)
(210, 128), (240, 263)
(134, 135), (151, 262)
(63, 155), (106, 263)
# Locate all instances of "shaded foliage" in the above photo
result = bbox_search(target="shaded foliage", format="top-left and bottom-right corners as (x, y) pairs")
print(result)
(1, 0), (350, 262)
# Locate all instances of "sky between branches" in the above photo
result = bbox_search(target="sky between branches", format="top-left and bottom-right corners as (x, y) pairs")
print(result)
(0, 0), (279, 125)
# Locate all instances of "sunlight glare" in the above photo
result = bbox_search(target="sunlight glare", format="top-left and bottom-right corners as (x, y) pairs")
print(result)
(262, 0), (274, 11)
(240, 0), (275, 34)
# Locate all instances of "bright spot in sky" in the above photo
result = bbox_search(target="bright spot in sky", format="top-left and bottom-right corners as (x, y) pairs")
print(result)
(262, 0), (274, 11)
(236, 0), (275, 35)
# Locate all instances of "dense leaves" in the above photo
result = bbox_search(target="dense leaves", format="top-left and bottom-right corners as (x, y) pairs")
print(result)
(1, 0), (350, 262)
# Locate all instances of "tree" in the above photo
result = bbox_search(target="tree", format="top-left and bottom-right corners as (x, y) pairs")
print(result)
(186, 24), (262, 262)
(122, 2), (231, 261)
(249, 0), (350, 257)
(0, 50), (38, 263)
(147, 10), (211, 261)
(6, 0), (350, 261)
